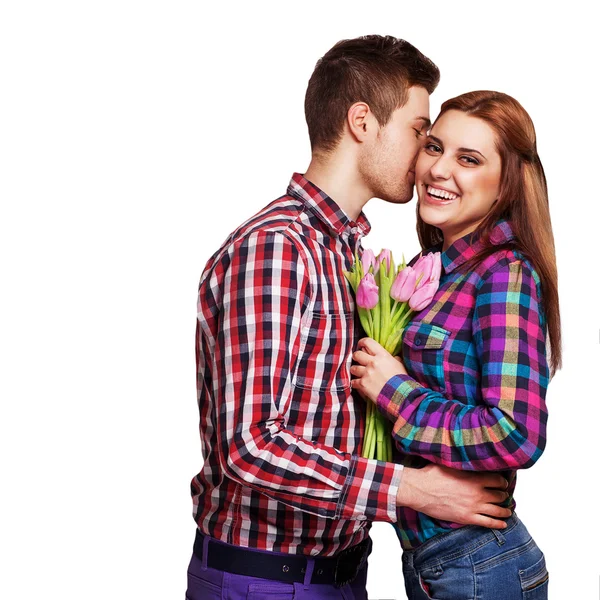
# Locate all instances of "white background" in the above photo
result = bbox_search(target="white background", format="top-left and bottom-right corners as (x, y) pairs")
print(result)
(1, 1), (599, 599)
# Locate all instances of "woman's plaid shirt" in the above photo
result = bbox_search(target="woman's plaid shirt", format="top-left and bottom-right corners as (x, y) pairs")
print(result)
(377, 220), (550, 549)
(192, 173), (403, 556)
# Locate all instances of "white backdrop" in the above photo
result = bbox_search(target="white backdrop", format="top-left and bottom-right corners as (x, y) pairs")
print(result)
(1, 1), (599, 599)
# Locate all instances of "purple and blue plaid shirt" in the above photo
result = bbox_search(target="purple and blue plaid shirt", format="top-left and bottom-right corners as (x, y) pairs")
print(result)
(377, 220), (549, 549)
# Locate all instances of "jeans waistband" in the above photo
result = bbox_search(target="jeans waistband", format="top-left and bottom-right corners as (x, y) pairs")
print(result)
(402, 514), (521, 571)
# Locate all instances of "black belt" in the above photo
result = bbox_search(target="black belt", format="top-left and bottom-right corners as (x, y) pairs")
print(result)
(193, 530), (371, 587)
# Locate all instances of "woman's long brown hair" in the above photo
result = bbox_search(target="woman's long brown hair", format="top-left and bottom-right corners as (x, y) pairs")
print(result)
(416, 91), (562, 375)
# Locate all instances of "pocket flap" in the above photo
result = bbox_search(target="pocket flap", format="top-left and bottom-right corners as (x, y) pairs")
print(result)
(403, 322), (450, 350)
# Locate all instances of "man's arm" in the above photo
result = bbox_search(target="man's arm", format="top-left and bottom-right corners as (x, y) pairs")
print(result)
(205, 229), (401, 522)
(397, 465), (511, 529)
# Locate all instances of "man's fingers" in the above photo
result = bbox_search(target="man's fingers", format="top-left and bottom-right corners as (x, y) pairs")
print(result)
(482, 490), (509, 505)
(481, 503), (512, 519)
(481, 473), (509, 490)
(471, 514), (508, 530)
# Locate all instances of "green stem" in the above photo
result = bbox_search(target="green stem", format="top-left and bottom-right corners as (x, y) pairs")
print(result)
(375, 413), (385, 461)
(362, 401), (370, 458)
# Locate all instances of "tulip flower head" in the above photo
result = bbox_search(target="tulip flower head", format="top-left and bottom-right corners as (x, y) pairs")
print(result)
(429, 252), (442, 284)
(375, 249), (392, 276)
(356, 273), (379, 309)
(361, 249), (376, 274)
(390, 266), (417, 303)
(412, 253), (434, 290)
(409, 280), (438, 311)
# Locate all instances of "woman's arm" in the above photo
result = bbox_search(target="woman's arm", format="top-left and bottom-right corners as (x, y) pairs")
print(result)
(351, 260), (549, 471)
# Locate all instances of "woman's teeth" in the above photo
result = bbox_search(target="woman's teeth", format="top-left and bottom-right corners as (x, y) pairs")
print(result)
(427, 185), (458, 201)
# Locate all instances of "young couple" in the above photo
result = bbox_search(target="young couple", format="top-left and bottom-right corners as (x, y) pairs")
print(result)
(188, 35), (560, 600)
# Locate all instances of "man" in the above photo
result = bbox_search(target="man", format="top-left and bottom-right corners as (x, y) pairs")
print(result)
(187, 35), (510, 599)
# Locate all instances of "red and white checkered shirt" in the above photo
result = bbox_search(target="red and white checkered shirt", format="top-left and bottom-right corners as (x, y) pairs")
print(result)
(192, 173), (402, 556)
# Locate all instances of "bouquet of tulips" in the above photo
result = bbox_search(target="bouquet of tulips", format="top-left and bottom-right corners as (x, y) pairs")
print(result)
(345, 248), (442, 461)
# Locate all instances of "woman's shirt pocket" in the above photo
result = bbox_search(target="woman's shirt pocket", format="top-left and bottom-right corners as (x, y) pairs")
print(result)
(402, 322), (450, 392)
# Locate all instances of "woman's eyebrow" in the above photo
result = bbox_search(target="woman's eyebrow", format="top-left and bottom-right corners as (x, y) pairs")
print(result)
(457, 147), (486, 159)
(428, 134), (487, 160)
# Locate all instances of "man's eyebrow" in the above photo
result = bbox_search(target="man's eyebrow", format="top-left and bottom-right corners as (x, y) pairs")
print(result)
(415, 116), (431, 128)
(428, 135), (487, 160)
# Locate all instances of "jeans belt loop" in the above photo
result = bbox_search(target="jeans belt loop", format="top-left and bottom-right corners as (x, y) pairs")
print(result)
(492, 528), (506, 546)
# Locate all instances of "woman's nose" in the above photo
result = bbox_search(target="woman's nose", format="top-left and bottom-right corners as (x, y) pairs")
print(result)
(429, 156), (452, 180)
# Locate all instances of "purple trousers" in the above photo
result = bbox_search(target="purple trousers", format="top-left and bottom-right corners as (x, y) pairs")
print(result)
(185, 543), (369, 600)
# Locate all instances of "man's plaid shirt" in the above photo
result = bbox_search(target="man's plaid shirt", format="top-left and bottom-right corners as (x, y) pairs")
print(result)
(192, 173), (402, 556)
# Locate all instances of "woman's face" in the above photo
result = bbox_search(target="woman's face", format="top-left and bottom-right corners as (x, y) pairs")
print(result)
(415, 110), (502, 249)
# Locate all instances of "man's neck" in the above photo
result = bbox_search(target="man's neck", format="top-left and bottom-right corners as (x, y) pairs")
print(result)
(304, 152), (372, 222)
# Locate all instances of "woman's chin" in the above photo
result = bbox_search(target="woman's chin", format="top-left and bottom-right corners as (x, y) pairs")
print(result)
(419, 205), (447, 228)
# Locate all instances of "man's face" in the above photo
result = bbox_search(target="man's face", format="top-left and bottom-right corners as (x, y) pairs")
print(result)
(359, 86), (431, 204)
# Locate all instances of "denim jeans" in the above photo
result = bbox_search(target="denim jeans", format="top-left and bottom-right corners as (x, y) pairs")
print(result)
(401, 514), (548, 599)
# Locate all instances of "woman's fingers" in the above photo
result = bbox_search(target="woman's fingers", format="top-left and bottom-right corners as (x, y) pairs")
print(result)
(350, 365), (366, 377)
(357, 337), (383, 354)
(352, 350), (373, 366)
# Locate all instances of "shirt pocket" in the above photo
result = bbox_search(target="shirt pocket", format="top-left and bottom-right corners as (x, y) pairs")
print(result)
(292, 310), (353, 392)
(402, 322), (450, 391)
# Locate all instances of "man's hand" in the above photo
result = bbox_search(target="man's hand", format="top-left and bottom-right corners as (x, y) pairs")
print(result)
(397, 464), (511, 529)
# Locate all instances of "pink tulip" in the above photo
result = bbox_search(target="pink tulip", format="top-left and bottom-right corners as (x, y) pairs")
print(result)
(356, 273), (379, 309)
(409, 281), (438, 311)
(375, 249), (392, 275)
(413, 253), (434, 290)
(390, 266), (417, 302)
(361, 249), (376, 274)
(430, 252), (442, 284)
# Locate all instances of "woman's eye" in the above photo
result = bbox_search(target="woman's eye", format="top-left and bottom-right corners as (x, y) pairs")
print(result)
(460, 155), (479, 165)
(425, 143), (441, 153)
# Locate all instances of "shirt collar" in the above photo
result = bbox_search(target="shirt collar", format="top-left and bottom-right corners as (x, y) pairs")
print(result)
(442, 219), (516, 274)
(287, 173), (371, 237)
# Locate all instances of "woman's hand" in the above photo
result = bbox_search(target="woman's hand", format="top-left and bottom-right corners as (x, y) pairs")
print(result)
(351, 337), (408, 403)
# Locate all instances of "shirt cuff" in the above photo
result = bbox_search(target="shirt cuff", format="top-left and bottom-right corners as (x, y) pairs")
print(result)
(377, 374), (422, 420)
(335, 455), (403, 523)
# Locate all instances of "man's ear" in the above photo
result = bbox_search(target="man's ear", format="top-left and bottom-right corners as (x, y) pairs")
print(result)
(347, 102), (374, 143)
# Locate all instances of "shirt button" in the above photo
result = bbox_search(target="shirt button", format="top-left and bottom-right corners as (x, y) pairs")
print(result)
(415, 337), (422, 346)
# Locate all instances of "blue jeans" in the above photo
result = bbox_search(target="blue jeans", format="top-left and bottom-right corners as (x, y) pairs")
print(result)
(401, 514), (548, 599)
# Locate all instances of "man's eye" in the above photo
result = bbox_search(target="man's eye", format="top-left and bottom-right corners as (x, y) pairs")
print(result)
(413, 129), (424, 138)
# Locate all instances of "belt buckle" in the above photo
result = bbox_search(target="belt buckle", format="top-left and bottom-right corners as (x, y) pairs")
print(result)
(333, 540), (369, 588)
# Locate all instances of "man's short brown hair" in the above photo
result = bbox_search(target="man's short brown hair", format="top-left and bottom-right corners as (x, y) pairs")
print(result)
(305, 35), (440, 153)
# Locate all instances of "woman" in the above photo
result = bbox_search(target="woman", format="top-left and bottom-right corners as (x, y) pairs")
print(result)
(351, 91), (560, 599)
